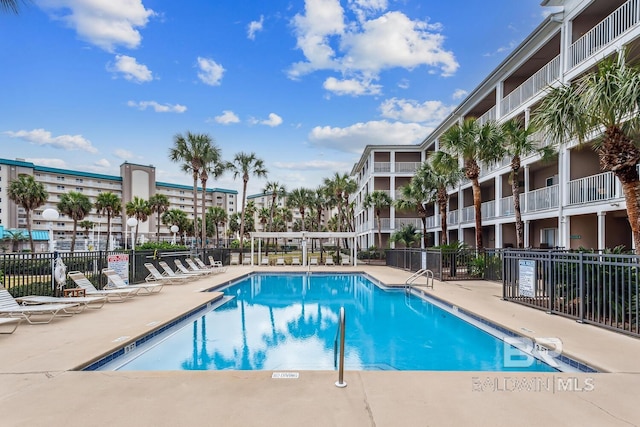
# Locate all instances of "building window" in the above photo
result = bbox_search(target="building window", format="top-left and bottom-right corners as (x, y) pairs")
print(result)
(57, 176), (65, 181)
(76, 178), (83, 183)
(76, 188), (83, 192)
(57, 185), (65, 190)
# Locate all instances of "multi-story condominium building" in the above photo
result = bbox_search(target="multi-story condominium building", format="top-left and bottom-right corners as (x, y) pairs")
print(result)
(352, 0), (636, 252)
(0, 158), (237, 251)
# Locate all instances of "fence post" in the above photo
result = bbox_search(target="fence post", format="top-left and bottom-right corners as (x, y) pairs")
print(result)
(547, 251), (554, 314)
(578, 251), (585, 323)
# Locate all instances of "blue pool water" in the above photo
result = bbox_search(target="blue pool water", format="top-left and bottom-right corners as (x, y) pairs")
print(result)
(108, 273), (558, 372)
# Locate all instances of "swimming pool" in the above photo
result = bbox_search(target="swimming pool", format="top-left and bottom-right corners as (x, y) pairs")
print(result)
(98, 273), (562, 372)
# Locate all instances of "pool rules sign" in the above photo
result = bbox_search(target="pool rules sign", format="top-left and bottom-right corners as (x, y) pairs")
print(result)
(108, 253), (130, 284)
(518, 260), (536, 297)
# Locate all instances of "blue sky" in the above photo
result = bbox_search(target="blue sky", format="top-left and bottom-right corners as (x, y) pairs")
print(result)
(0, 0), (553, 197)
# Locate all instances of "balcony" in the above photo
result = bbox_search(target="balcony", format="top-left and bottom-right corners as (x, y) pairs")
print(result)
(500, 196), (515, 217)
(521, 184), (559, 213)
(395, 162), (421, 173)
(374, 162), (391, 173)
(460, 206), (475, 223)
(395, 217), (422, 229)
(447, 210), (459, 226)
(568, 171), (619, 205)
(501, 55), (561, 117)
(481, 200), (496, 219)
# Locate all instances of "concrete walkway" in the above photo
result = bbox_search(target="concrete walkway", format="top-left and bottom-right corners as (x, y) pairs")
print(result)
(1, 265), (639, 426)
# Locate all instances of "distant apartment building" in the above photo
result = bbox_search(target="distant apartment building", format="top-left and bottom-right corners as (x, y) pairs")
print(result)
(0, 158), (237, 251)
(352, 0), (636, 251)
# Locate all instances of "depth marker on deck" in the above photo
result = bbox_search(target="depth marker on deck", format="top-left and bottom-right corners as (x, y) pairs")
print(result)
(272, 372), (299, 379)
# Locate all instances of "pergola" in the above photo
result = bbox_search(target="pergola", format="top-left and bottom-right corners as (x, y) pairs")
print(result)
(248, 231), (358, 266)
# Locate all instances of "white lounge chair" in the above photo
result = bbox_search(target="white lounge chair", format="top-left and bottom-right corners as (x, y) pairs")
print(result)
(291, 257), (301, 266)
(103, 268), (164, 295)
(69, 271), (138, 302)
(175, 260), (207, 276)
(260, 257), (270, 266)
(158, 261), (193, 282)
(208, 256), (228, 273)
(194, 257), (219, 273)
(230, 253), (240, 265)
(243, 255), (252, 265)
(186, 258), (212, 275)
(325, 256), (335, 266)
(0, 317), (21, 334)
(341, 256), (351, 266)
(0, 289), (78, 324)
(275, 257), (286, 266)
(145, 263), (191, 285)
(16, 295), (107, 311)
(309, 257), (319, 266)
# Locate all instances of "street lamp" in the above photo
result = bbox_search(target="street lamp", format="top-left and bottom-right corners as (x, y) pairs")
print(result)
(171, 225), (179, 245)
(126, 217), (138, 250)
(42, 208), (59, 253)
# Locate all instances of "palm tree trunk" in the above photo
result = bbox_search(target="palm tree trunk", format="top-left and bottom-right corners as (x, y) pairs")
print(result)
(438, 189), (448, 246)
(619, 175), (640, 254)
(511, 169), (524, 248)
(26, 211), (35, 253)
(201, 179), (207, 248)
(239, 180), (248, 261)
(156, 214), (161, 243)
(472, 178), (483, 250)
(71, 220), (78, 253)
(376, 214), (382, 249)
(192, 174), (199, 248)
(421, 216), (428, 249)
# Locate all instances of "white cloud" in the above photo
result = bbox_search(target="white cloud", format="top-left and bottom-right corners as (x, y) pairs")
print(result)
(108, 54), (153, 83)
(308, 120), (430, 153)
(259, 113), (283, 127)
(397, 79), (410, 89)
(197, 57), (225, 86)
(114, 149), (133, 159)
(452, 89), (468, 100)
(247, 15), (264, 40)
(127, 100), (187, 113)
(4, 128), (98, 153)
(288, 1), (458, 85)
(36, 0), (155, 52)
(25, 158), (68, 168)
(379, 98), (454, 124)
(94, 158), (111, 168)
(213, 110), (240, 125)
(323, 76), (381, 96)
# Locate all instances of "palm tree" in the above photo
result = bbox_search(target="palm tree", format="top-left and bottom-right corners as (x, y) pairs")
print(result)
(206, 206), (227, 247)
(389, 224), (422, 248)
(287, 188), (313, 231)
(7, 174), (48, 253)
(125, 196), (150, 247)
(2, 229), (27, 252)
(79, 220), (94, 238)
(533, 52), (640, 253)
(440, 118), (503, 250)
(229, 152), (267, 259)
(161, 208), (189, 243)
(394, 175), (434, 249)
(425, 151), (464, 246)
(94, 192), (121, 251)
(57, 191), (92, 253)
(199, 142), (227, 247)
(500, 118), (556, 248)
(363, 190), (393, 250)
(148, 194), (170, 242)
(169, 132), (215, 247)
(1, 0), (26, 14)
(263, 181), (286, 255)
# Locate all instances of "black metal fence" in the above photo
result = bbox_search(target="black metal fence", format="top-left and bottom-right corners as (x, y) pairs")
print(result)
(385, 248), (503, 282)
(503, 249), (640, 337)
(0, 248), (234, 297)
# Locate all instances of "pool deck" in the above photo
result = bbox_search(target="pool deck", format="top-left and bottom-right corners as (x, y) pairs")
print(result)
(1, 265), (639, 426)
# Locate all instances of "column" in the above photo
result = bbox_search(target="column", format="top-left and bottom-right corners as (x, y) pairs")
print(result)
(524, 220), (530, 248)
(597, 212), (606, 251)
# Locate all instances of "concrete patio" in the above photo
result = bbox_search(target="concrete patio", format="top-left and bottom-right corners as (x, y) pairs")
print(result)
(1, 265), (639, 426)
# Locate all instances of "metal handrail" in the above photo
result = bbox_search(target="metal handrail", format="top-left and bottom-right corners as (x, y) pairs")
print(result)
(405, 269), (434, 293)
(334, 307), (347, 388)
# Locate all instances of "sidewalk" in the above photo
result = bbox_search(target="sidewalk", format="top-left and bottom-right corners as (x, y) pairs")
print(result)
(0, 265), (638, 426)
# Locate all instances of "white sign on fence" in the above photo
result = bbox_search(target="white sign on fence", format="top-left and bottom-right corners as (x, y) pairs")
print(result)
(108, 253), (130, 284)
(518, 259), (536, 298)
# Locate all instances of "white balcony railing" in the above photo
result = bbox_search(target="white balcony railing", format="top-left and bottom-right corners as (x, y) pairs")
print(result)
(570, 0), (640, 68)
(374, 162), (391, 173)
(477, 106), (496, 125)
(425, 214), (440, 229)
(522, 184), (559, 213)
(568, 171), (619, 205)
(395, 218), (422, 230)
(501, 54), (561, 116)
(481, 200), (496, 219)
(395, 162), (421, 173)
(447, 210), (459, 226)
(461, 206), (475, 223)
(500, 196), (515, 217)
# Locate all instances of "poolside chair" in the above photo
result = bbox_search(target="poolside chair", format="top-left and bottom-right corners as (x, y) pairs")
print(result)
(243, 255), (252, 265)
(158, 261), (194, 282)
(194, 257), (220, 273)
(69, 271), (138, 302)
(275, 257), (286, 266)
(102, 268), (164, 295)
(260, 257), (270, 266)
(145, 263), (191, 285)
(175, 259), (208, 276)
(230, 253), (240, 265)
(186, 258), (213, 275)
(208, 256), (228, 273)
(0, 289), (79, 324)
(341, 255), (351, 266)
(291, 257), (301, 266)
(16, 295), (107, 311)
(325, 256), (335, 266)
(0, 317), (21, 334)
(309, 257), (318, 266)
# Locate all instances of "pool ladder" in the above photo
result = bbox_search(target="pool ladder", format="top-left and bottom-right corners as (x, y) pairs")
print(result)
(333, 307), (347, 388)
(405, 269), (434, 294)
